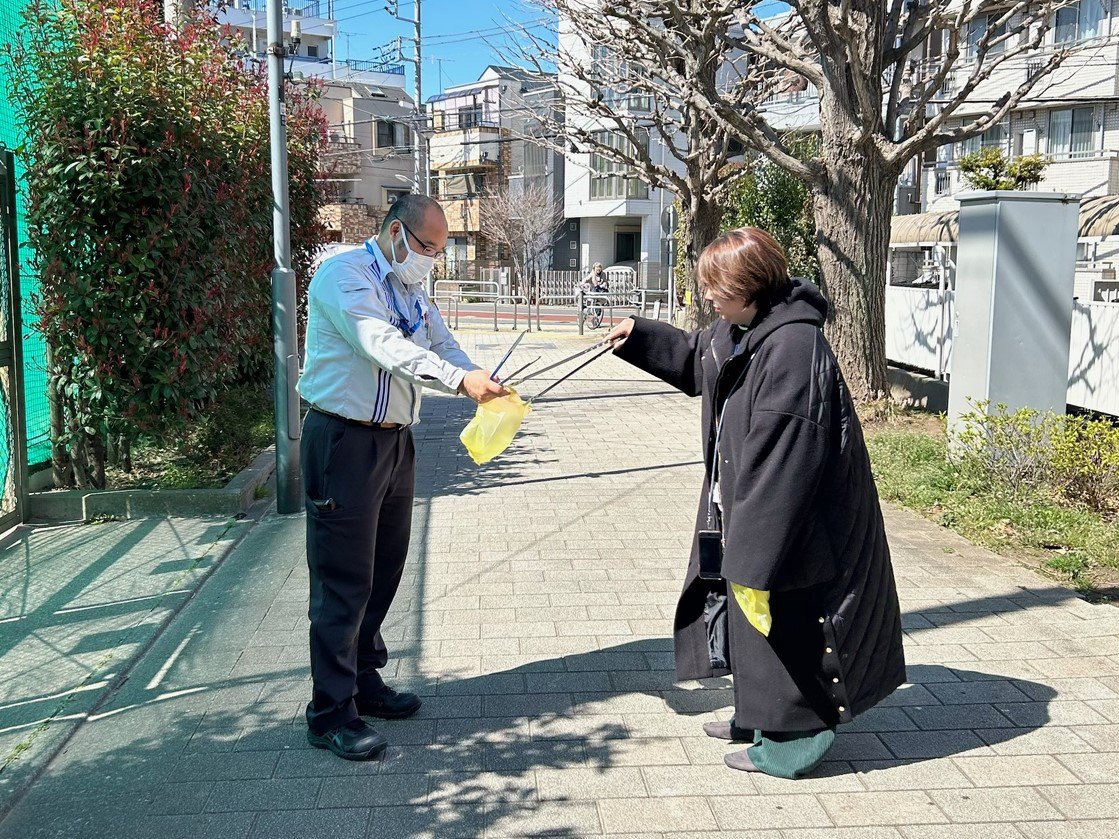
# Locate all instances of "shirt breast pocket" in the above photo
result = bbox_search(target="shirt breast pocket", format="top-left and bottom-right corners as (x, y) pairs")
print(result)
(412, 318), (433, 349)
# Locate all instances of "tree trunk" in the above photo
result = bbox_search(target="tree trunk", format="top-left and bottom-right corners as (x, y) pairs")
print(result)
(679, 197), (721, 331)
(88, 432), (107, 489)
(812, 152), (895, 403)
(121, 436), (132, 474)
(48, 376), (73, 488)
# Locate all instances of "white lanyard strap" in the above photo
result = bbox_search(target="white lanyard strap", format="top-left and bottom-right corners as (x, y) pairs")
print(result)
(707, 349), (754, 528)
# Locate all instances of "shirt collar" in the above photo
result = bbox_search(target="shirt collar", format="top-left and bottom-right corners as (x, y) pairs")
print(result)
(364, 238), (396, 285)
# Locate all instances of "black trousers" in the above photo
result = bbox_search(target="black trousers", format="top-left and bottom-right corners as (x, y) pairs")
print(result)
(301, 410), (415, 734)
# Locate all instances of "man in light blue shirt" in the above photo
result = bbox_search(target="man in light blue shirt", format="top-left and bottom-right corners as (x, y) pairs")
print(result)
(297, 195), (505, 760)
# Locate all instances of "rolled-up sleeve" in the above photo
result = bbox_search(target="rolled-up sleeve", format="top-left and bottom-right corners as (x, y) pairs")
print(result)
(314, 267), (468, 394)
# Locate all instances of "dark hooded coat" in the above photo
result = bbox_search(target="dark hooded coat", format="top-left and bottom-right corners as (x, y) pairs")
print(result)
(614, 279), (906, 731)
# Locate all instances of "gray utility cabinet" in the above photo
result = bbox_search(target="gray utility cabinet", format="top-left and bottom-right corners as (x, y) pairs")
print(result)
(948, 191), (1080, 440)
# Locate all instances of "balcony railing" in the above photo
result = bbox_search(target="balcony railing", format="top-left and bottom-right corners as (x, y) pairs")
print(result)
(233, 1), (325, 17)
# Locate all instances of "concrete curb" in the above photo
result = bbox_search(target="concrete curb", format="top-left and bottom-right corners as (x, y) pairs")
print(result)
(27, 446), (278, 523)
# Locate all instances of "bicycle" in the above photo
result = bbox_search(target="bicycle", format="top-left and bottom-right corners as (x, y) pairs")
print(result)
(580, 288), (608, 329)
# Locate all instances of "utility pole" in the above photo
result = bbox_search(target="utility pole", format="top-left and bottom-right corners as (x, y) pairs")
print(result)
(388, 0), (427, 196)
(266, 0), (302, 514)
(328, 0), (336, 78)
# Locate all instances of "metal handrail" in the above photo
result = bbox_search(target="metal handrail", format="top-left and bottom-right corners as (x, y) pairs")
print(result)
(434, 279), (501, 300)
(434, 280), (530, 331)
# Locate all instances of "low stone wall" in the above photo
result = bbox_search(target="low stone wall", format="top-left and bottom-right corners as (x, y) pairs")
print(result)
(28, 446), (278, 522)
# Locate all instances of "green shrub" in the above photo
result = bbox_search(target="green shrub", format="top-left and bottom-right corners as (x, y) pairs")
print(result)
(954, 402), (1057, 498)
(1051, 414), (1119, 514)
(958, 147), (1048, 191)
(866, 420), (1119, 591)
(954, 401), (1119, 516)
(4, 0), (327, 489)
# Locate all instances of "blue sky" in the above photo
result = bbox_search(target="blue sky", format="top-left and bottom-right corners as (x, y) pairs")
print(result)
(326, 0), (547, 97)
(324, 0), (788, 101)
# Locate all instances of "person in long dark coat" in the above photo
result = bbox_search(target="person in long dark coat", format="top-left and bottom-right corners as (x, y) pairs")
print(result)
(607, 227), (906, 778)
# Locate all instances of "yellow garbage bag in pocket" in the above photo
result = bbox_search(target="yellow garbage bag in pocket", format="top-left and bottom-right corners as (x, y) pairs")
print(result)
(730, 583), (772, 637)
(459, 391), (532, 465)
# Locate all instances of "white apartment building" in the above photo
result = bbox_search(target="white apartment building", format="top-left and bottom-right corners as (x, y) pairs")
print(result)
(747, 2), (1119, 219)
(427, 66), (571, 275)
(556, 25), (681, 285)
(217, 0), (420, 243)
(923, 1), (1119, 212)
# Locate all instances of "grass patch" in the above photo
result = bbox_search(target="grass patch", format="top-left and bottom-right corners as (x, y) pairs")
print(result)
(103, 387), (274, 491)
(866, 420), (1119, 596)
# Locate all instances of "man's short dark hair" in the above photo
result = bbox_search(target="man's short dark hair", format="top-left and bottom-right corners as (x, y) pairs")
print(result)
(381, 193), (441, 233)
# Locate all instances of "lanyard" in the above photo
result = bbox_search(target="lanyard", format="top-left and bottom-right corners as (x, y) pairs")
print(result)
(366, 241), (424, 338)
(707, 339), (753, 529)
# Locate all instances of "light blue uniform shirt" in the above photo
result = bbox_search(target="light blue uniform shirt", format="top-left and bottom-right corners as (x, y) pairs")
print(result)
(297, 240), (478, 425)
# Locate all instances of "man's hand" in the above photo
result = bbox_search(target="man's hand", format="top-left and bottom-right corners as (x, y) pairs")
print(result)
(458, 369), (509, 404)
(606, 318), (636, 349)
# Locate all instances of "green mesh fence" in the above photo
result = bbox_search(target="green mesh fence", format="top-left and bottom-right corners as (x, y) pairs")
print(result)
(0, 0), (51, 473)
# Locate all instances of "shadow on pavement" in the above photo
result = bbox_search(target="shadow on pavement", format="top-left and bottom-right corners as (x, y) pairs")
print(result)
(0, 628), (1060, 839)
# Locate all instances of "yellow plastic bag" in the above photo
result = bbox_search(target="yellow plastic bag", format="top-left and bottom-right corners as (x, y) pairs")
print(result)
(459, 391), (532, 465)
(730, 583), (772, 637)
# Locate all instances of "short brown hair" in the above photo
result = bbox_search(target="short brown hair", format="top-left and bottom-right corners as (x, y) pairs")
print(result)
(695, 227), (790, 305)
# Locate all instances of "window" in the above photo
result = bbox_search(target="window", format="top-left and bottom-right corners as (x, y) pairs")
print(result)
(964, 14), (1008, 58)
(376, 121), (394, 149)
(960, 122), (1008, 157)
(1049, 107), (1095, 157)
(457, 106), (482, 129)
(589, 130), (649, 200)
(1055, 1), (1104, 44)
(935, 171), (952, 195)
(569, 240), (577, 250)
(307, 45), (319, 58)
(524, 142), (549, 192)
(591, 45), (652, 112)
(435, 173), (486, 199)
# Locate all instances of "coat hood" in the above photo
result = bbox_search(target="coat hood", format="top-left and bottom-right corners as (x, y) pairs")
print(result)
(742, 278), (828, 355)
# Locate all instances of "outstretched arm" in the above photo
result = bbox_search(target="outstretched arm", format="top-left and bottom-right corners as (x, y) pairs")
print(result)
(608, 317), (707, 398)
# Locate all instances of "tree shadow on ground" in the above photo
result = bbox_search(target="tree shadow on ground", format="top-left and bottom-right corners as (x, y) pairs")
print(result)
(0, 623), (1061, 839)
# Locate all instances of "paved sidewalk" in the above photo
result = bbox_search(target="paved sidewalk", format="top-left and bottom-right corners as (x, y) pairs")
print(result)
(0, 516), (250, 812)
(2, 329), (1119, 838)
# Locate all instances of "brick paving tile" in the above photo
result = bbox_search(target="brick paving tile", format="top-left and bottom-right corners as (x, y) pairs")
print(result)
(4, 331), (1119, 839)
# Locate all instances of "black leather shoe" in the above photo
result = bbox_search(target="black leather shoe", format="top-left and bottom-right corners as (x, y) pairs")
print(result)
(356, 684), (422, 720)
(307, 719), (388, 761)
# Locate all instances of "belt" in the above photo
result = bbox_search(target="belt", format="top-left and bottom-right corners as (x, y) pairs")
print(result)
(310, 406), (404, 430)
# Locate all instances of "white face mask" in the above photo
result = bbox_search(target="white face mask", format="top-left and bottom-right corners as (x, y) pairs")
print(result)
(391, 223), (435, 286)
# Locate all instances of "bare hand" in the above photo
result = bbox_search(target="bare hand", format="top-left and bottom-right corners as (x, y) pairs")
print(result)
(606, 318), (635, 349)
(459, 369), (509, 404)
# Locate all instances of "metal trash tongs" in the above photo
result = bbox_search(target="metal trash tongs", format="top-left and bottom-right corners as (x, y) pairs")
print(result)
(489, 330), (528, 381)
(504, 338), (615, 389)
(524, 345), (614, 403)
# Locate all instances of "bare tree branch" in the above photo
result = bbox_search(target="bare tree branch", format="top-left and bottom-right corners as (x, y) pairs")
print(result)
(479, 179), (564, 281)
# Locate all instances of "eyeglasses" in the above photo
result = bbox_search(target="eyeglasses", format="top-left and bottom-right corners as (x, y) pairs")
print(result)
(399, 220), (446, 259)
